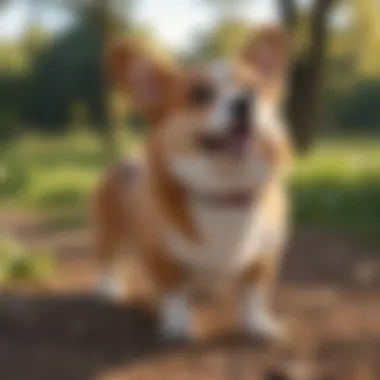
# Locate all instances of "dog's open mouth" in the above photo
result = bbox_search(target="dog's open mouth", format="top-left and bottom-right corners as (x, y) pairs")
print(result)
(198, 122), (252, 157)
(227, 122), (251, 157)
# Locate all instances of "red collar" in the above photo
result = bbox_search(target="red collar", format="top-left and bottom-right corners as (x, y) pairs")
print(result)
(190, 190), (254, 208)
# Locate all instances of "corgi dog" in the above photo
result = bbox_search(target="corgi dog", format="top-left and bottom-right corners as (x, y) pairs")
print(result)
(92, 27), (294, 341)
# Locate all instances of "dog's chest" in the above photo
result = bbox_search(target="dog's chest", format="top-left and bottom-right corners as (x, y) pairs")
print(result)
(165, 202), (267, 273)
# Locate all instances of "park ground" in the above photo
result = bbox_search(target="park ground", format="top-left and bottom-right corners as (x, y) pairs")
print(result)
(0, 133), (380, 379)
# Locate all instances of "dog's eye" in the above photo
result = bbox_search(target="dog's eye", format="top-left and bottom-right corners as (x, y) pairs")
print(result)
(188, 82), (215, 106)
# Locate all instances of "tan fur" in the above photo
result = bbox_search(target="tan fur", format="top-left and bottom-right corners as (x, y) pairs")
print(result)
(146, 134), (200, 241)
(93, 27), (294, 340)
(92, 160), (189, 294)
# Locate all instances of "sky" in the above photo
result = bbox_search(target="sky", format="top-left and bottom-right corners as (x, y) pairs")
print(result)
(0, 0), (280, 50)
(133, 0), (280, 48)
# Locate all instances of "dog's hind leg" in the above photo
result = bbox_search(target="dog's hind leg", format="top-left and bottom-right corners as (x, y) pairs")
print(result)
(91, 164), (130, 301)
(93, 233), (125, 300)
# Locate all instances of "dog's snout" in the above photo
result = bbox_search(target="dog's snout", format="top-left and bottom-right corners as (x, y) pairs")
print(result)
(231, 96), (250, 121)
(197, 133), (226, 153)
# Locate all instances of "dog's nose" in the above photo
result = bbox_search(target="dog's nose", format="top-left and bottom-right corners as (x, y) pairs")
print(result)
(231, 95), (250, 122)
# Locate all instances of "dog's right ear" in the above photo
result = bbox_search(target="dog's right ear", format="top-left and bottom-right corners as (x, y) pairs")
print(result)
(241, 27), (291, 85)
(106, 38), (182, 122)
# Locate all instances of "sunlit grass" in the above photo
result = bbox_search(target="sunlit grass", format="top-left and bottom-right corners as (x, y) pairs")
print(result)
(1, 133), (380, 244)
(0, 131), (139, 210)
(0, 236), (56, 286)
(292, 139), (380, 244)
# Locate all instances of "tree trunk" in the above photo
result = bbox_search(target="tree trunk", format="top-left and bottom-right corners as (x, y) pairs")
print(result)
(88, 0), (119, 158)
(280, 0), (298, 32)
(280, 0), (335, 153)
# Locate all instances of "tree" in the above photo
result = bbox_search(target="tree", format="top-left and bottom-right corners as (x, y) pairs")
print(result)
(279, 0), (337, 152)
(1, 0), (134, 155)
(1, 0), (172, 145)
(352, 0), (380, 77)
(201, 0), (251, 20)
(69, 0), (135, 156)
(190, 19), (252, 62)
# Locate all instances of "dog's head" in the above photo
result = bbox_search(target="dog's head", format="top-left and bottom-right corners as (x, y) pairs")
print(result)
(108, 27), (292, 197)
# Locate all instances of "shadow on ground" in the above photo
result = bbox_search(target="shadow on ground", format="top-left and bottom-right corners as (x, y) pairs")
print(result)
(0, 296), (162, 380)
(0, 291), (379, 380)
(1, 212), (380, 379)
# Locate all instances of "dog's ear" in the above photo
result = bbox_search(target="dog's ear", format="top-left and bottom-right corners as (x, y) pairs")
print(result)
(106, 38), (182, 122)
(241, 27), (291, 83)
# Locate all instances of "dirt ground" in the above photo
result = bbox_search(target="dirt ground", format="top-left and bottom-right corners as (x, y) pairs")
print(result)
(0, 211), (379, 380)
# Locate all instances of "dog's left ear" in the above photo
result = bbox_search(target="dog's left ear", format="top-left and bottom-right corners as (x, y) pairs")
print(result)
(106, 38), (182, 122)
(241, 26), (291, 83)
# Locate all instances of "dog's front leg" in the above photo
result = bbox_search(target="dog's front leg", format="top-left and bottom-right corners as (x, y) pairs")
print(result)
(159, 291), (191, 340)
(143, 252), (191, 340)
(240, 253), (285, 341)
(160, 279), (236, 341)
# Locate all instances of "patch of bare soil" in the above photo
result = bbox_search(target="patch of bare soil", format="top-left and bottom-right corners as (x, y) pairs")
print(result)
(0, 211), (379, 380)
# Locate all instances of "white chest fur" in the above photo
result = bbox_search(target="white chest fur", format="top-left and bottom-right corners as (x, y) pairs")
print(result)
(165, 201), (271, 274)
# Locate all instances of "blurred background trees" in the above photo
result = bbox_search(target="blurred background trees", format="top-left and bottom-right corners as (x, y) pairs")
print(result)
(0, 0), (137, 155)
(1, 0), (380, 246)
(194, 0), (380, 150)
(0, 0), (380, 151)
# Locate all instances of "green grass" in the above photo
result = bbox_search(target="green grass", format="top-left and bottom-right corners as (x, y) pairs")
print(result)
(1, 132), (380, 245)
(0, 131), (139, 210)
(292, 139), (380, 244)
(0, 236), (56, 285)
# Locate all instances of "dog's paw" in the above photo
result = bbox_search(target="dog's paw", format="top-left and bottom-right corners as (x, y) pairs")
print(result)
(246, 310), (286, 342)
(243, 289), (286, 342)
(159, 293), (190, 341)
(95, 274), (124, 302)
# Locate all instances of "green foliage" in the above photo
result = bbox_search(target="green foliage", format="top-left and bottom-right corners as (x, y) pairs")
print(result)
(0, 8), (165, 138)
(0, 236), (55, 285)
(1, 0), (380, 138)
(327, 80), (380, 131)
(190, 18), (251, 61)
(23, 19), (104, 130)
(1, 132), (380, 245)
(322, 0), (380, 132)
(200, 0), (251, 20)
(0, 73), (28, 139)
(292, 139), (380, 244)
(352, 0), (380, 77)
(0, 156), (30, 199)
(0, 131), (140, 210)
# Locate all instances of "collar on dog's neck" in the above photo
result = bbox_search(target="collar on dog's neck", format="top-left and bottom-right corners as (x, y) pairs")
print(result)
(190, 190), (254, 208)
